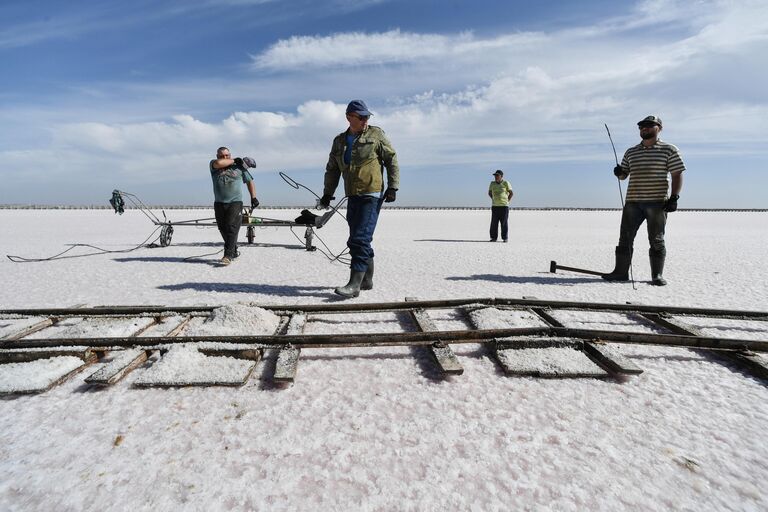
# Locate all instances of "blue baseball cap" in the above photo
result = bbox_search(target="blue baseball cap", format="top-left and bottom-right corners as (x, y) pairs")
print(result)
(346, 100), (372, 117)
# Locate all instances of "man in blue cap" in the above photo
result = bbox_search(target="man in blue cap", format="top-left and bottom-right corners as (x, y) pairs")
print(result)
(319, 100), (400, 298)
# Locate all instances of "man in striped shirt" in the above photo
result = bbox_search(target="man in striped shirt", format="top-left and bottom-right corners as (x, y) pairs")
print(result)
(602, 115), (685, 286)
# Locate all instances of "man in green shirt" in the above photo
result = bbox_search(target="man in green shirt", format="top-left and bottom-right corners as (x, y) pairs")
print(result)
(488, 170), (513, 242)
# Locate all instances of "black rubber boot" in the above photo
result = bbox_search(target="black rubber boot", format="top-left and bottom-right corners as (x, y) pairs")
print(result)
(360, 258), (374, 291)
(650, 250), (667, 286)
(335, 270), (365, 298)
(602, 246), (633, 281)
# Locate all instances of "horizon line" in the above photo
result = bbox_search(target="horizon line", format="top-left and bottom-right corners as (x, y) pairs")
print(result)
(1, 205), (766, 213)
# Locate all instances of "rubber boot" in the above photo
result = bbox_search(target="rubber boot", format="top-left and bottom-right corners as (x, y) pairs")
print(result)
(602, 246), (632, 281)
(650, 250), (667, 286)
(360, 258), (374, 291)
(335, 270), (365, 298)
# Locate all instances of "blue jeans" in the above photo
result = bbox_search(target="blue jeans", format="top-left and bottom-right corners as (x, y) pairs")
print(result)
(618, 201), (667, 255)
(346, 195), (384, 272)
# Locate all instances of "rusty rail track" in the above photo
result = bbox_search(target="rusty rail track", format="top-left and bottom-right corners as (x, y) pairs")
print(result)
(1, 297), (766, 395)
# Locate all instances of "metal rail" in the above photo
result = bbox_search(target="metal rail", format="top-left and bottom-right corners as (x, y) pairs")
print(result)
(2, 297), (766, 319)
(2, 298), (766, 394)
(2, 326), (767, 352)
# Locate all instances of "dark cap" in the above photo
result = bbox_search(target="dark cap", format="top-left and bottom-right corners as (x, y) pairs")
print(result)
(637, 115), (662, 128)
(492, 170), (503, 176)
(346, 100), (372, 117)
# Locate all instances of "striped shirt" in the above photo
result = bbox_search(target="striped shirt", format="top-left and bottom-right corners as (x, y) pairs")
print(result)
(621, 140), (685, 202)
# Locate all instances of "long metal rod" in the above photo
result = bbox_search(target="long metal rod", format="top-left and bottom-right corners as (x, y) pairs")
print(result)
(605, 124), (620, 167)
(558, 327), (767, 352)
(605, 123), (635, 289)
(605, 123), (627, 208)
(3, 326), (766, 352)
(166, 218), (307, 228)
(2, 298), (768, 319)
(549, 261), (605, 277)
(2, 327), (549, 350)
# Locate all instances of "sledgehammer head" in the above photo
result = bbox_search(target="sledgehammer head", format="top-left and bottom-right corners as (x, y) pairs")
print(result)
(550, 260), (557, 273)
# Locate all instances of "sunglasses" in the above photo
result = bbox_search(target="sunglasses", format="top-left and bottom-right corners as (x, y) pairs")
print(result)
(639, 124), (658, 129)
(349, 113), (369, 121)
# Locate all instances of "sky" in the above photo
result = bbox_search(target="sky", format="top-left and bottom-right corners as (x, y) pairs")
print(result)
(1, 0), (766, 208)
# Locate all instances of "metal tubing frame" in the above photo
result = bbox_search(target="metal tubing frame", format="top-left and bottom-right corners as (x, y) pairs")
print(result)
(165, 218), (313, 229)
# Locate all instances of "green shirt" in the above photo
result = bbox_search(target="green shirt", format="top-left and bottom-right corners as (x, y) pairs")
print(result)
(209, 161), (253, 203)
(489, 180), (513, 207)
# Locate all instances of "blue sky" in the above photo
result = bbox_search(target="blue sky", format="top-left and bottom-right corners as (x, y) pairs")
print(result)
(1, 0), (766, 207)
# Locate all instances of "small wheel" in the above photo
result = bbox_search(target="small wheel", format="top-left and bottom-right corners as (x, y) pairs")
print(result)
(160, 225), (174, 247)
(247, 226), (255, 244)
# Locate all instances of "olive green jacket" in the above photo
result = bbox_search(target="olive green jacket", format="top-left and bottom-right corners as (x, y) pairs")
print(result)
(323, 125), (399, 197)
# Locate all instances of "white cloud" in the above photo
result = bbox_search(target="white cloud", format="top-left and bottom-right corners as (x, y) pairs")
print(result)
(23, 2), (768, 159)
(44, 101), (345, 186)
(0, 15), (95, 49)
(252, 29), (546, 70)
(0, 0), (278, 49)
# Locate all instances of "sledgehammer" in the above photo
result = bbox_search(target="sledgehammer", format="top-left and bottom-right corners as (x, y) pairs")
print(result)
(549, 260), (605, 277)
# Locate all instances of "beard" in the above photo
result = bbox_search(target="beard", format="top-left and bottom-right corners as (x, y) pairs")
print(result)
(640, 131), (656, 140)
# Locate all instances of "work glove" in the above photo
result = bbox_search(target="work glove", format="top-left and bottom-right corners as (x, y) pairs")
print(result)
(664, 194), (679, 213)
(242, 157), (257, 169)
(294, 209), (319, 225)
(318, 194), (334, 209)
(384, 188), (397, 203)
(613, 165), (626, 178)
(251, 197), (260, 209)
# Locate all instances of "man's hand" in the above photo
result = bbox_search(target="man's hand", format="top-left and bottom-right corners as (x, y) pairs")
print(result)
(384, 188), (397, 203)
(613, 165), (626, 178)
(664, 194), (679, 212)
(318, 194), (334, 209)
(251, 197), (260, 209)
(242, 157), (257, 168)
(234, 157), (246, 169)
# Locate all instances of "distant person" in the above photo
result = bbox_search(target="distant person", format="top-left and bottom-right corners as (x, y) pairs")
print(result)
(209, 147), (258, 266)
(602, 115), (685, 286)
(319, 100), (400, 298)
(488, 169), (513, 242)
